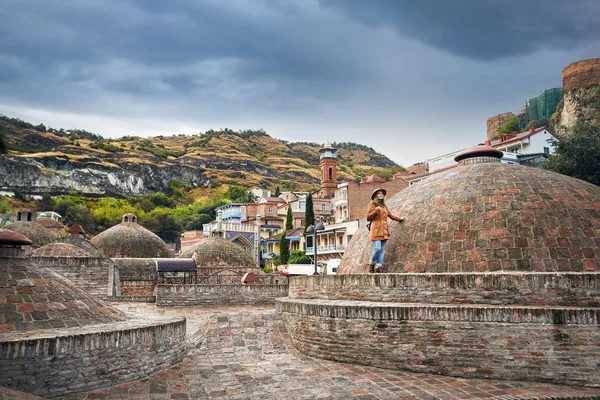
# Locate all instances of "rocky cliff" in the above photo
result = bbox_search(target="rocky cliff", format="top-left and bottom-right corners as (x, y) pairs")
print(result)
(0, 118), (402, 198)
(551, 58), (600, 135)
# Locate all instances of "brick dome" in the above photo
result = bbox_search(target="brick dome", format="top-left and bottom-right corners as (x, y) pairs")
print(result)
(180, 236), (256, 267)
(0, 257), (126, 332)
(30, 242), (92, 258)
(340, 163), (600, 273)
(4, 222), (55, 248)
(91, 215), (170, 258)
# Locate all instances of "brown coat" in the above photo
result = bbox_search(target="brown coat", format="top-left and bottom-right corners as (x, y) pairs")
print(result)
(367, 200), (403, 241)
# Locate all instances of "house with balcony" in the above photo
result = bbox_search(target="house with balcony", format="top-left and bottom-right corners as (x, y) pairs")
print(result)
(305, 219), (363, 262)
(216, 203), (244, 223)
(261, 227), (304, 269)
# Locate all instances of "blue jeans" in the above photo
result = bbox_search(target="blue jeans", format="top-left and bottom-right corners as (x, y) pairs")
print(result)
(370, 240), (388, 264)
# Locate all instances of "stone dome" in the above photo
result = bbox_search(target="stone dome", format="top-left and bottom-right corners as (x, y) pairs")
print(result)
(0, 235), (126, 332)
(4, 221), (55, 247)
(340, 163), (600, 274)
(180, 236), (256, 267)
(30, 242), (92, 258)
(36, 217), (64, 229)
(91, 215), (170, 258)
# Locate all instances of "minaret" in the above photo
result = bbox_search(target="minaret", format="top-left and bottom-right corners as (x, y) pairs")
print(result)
(319, 143), (337, 197)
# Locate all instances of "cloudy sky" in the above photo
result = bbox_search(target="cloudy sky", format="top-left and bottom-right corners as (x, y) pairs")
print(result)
(1, 0), (598, 166)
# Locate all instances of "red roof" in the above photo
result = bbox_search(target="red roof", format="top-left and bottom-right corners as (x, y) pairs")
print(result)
(490, 126), (558, 148)
(361, 174), (386, 184)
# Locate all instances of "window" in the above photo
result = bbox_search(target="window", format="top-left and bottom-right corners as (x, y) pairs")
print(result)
(543, 146), (549, 155)
(322, 204), (326, 211)
(328, 167), (332, 180)
(268, 206), (273, 213)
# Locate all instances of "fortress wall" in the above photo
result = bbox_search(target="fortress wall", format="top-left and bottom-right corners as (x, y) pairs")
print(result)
(563, 58), (600, 91)
(156, 284), (288, 306)
(278, 298), (600, 387)
(0, 317), (186, 398)
(288, 272), (600, 307)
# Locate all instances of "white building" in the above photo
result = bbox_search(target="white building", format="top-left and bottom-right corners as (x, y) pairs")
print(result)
(490, 127), (556, 167)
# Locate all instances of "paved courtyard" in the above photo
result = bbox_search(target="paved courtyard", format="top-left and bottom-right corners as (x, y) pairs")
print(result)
(57, 303), (600, 400)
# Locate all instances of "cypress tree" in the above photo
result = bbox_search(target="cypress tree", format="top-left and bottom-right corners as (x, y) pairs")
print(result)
(304, 192), (314, 230)
(285, 206), (293, 230)
(279, 230), (289, 265)
(304, 192), (315, 248)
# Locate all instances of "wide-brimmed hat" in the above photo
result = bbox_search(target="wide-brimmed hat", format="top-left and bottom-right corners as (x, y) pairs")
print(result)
(371, 188), (387, 200)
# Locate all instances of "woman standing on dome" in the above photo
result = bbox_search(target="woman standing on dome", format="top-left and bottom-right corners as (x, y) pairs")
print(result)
(367, 188), (404, 273)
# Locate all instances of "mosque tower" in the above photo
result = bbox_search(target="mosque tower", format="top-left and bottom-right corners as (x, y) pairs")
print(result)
(319, 143), (337, 197)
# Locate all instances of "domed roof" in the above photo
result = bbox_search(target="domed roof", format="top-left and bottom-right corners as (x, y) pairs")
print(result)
(180, 236), (256, 267)
(91, 218), (170, 258)
(340, 163), (600, 274)
(36, 216), (65, 230)
(0, 256), (126, 332)
(30, 242), (92, 258)
(4, 222), (55, 247)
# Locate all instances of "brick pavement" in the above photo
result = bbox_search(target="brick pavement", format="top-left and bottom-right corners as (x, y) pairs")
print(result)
(56, 304), (600, 400)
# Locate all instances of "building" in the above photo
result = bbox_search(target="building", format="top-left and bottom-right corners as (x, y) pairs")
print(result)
(248, 187), (270, 200)
(319, 144), (338, 197)
(489, 126), (557, 167)
(216, 202), (244, 223)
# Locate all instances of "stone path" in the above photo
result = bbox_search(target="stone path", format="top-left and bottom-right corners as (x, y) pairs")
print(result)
(56, 304), (600, 400)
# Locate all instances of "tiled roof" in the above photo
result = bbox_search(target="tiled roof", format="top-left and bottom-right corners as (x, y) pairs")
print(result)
(490, 126), (557, 148)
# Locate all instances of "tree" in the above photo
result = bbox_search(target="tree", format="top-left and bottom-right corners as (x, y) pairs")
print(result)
(544, 120), (600, 186)
(141, 208), (183, 243)
(285, 206), (293, 230)
(63, 204), (95, 232)
(525, 119), (549, 130)
(304, 192), (315, 248)
(185, 213), (212, 230)
(288, 250), (311, 264)
(279, 230), (289, 265)
(37, 193), (55, 212)
(0, 129), (7, 154)
(273, 186), (281, 196)
(499, 115), (519, 134)
(224, 185), (252, 202)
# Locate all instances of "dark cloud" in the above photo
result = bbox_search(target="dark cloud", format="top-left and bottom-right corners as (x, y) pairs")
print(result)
(319, 0), (600, 61)
(0, 0), (365, 106)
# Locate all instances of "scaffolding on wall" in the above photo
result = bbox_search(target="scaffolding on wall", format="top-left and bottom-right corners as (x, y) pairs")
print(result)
(519, 88), (563, 129)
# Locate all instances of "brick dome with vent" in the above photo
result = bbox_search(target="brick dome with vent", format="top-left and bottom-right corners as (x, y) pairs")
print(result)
(0, 228), (186, 397)
(91, 213), (170, 258)
(339, 146), (600, 274)
(180, 236), (256, 268)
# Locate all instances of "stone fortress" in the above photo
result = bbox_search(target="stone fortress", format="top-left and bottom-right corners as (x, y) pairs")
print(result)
(487, 57), (600, 140)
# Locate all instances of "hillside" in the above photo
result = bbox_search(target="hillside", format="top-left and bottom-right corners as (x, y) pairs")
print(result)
(0, 115), (404, 199)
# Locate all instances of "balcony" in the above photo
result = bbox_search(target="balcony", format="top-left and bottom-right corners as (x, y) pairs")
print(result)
(332, 197), (347, 208)
(222, 211), (243, 220)
(306, 244), (346, 254)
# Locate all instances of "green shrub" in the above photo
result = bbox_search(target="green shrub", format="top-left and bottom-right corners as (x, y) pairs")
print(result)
(288, 250), (311, 264)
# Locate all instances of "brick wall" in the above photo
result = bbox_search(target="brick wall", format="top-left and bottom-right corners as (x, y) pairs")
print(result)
(156, 284), (288, 306)
(486, 112), (514, 141)
(563, 58), (600, 91)
(0, 317), (186, 397)
(120, 280), (155, 297)
(29, 256), (111, 298)
(347, 179), (408, 221)
(288, 273), (600, 306)
(278, 298), (600, 387)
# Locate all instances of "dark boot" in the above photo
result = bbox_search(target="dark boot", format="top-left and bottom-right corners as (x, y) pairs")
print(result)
(374, 263), (383, 273)
(369, 261), (376, 273)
